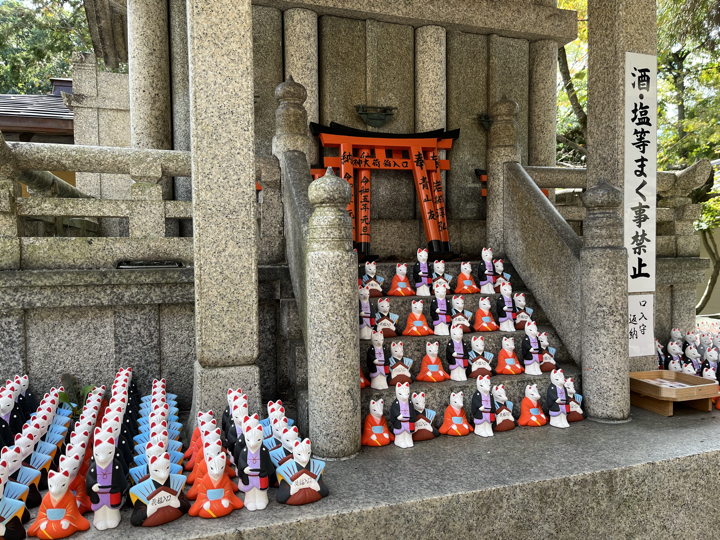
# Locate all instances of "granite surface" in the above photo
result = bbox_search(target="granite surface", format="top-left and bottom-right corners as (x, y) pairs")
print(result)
(0, 309), (25, 377)
(192, 362), (262, 422)
(528, 40), (557, 167)
(159, 303), (196, 409)
(114, 304), (161, 397)
(253, 6), (284, 157)
(188, 0), (258, 368)
(257, 300), (280, 402)
(46, 407), (720, 539)
(415, 25), (446, 134)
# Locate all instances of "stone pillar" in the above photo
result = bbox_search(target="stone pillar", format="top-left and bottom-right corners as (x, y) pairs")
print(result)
(415, 26), (446, 132)
(486, 98), (521, 257)
(306, 168), (360, 459)
(528, 40), (558, 167)
(284, 9), (318, 164)
(272, 77), (312, 166)
(580, 181), (630, 421)
(0, 179), (19, 270)
(169, 0), (192, 236)
(187, 0), (261, 417)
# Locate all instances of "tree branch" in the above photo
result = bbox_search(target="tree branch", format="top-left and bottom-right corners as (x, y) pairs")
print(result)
(558, 46), (587, 139)
(556, 134), (587, 156)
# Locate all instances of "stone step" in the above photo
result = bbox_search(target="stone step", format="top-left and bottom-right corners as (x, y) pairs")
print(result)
(360, 361), (581, 422)
(360, 259), (527, 291)
(359, 325), (571, 373)
(364, 289), (549, 328)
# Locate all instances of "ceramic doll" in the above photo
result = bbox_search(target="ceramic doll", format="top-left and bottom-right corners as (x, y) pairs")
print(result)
(477, 247), (496, 294)
(538, 332), (557, 372)
(237, 424), (274, 511)
(496, 281), (517, 332)
(4, 382), (25, 436)
(683, 331), (699, 353)
(655, 339), (666, 370)
(518, 384), (547, 427)
(565, 378), (586, 422)
(416, 342), (450, 382)
(455, 262), (481, 294)
(701, 347), (719, 376)
(445, 325), (469, 382)
(681, 360), (697, 375)
(0, 389), (17, 448)
(275, 439), (328, 506)
(491, 385), (516, 432)
(185, 410), (214, 463)
(450, 295), (473, 333)
(547, 369), (570, 429)
(471, 376), (495, 438)
(85, 428), (128, 530)
(512, 293), (534, 330)
(15, 376), (36, 421)
(387, 342), (414, 386)
(467, 336), (495, 378)
(366, 331), (389, 391)
(390, 383), (417, 449)
(233, 415), (260, 469)
(221, 388), (243, 439)
(358, 286), (375, 341)
(439, 392), (470, 436)
(670, 328), (684, 345)
(665, 341), (684, 372)
(713, 332), (720, 352)
(226, 399), (249, 458)
(492, 259), (512, 293)
(375, 298), (400, 338)
(387, 263), (415, 296)
(431, 260), (452, 291)
(521, 321), (543, 376)
(361, 261), (384, 297)
(413, 249), (432, 297)
(0, 451), (32, 526)
(473, 297), (499, 332)
(684, 344), (702, 375)
(497, 337), (523, 375)
(360, 368), (370, 389)
(268, 426), (300, 468)
(402, 300), (432, 336)
(129, 452), (189, 527)
(430, 284), (451, 336)
(188, 452), (243, 518)
(699, 333), (713, 360)
(0, 476), (26, 540)
(187, 433), (228, 491)
(703, 366), (717, 383)
(410, 393), (439, 442)
(26, 469), (89, 539)
(361, 400), (393, 447)
(2, 445), (41, 509)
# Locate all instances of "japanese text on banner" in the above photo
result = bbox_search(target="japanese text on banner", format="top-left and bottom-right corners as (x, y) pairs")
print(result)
(624, 52), (657, 292)
(629, 295), (654, 357)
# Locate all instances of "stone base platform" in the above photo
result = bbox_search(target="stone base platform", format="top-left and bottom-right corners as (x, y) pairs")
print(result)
(44, 406), (720, 539)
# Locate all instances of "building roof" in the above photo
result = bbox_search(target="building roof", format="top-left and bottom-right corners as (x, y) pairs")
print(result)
(0, 94), (73, 135)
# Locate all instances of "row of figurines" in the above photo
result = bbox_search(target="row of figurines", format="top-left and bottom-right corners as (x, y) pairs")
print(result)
(361, 321), (557, 391)
(0, 375), (328, 540)
(360, 280), (531, 339)
(360, 248), (510, 298)
(657, 328), (720, 380)
(363, 370), (586, 448)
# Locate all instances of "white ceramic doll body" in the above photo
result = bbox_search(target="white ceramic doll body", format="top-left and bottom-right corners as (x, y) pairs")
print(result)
(430, 284), (451, 336)
(684, 344), (702, 374)
(471, 375), (494, 437)
(492, 258), (511, 293)
(538, 332), (557, 372)
(521, 321), (543, 376)
(375, 298), (399, 338)
(86, 428), (128, 530)
(468, 335), (495, 378)
(670, 328), (684, 345)
(565, 378), (585, 422)
(358, 286), (375, 341)
(513, 293), (534, 330)
(431, 260), (452, 291)
(413, 249), (432, 297)
(455, 262), (481, 294)
(390, 383), (416, 449)
(388, 342), (414, 386)
(450, 295), (473, 333)
(518, 384), (547, 427)
(547, 369), (570, 428)
(491, 385), (516, 432)
(446, 325), (469, 382)
(478, 247), (496, 294)
(366, 331), (389, 390)
(699, 333), (713, 360)
(237, 424), (273, 511)
(665, 341), (684, 372)
(410, 392), (439, 441)
(388, 263), (415, 296)
(361, 399), (393, 447)
(361, 261), (384, 297)
(702, 347), (719, 376)
(496, 281), (516, 332)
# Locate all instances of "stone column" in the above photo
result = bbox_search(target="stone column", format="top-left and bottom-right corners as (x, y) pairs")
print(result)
(169, 0), (192, 236)
(528, 40), (557, 168)
(580, 181), (630, 421)
(187, 0), (261, 418)
(306, 168), (360, 459)
(284, 9), (318, 164)
(272, 77), (313, 166)
(486, 98), (521, 257)
(0, 179), (19, 270)
(415, 26), (446, 132)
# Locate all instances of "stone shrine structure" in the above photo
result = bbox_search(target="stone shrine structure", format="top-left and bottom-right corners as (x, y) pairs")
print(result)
(0, 0), (717, 535)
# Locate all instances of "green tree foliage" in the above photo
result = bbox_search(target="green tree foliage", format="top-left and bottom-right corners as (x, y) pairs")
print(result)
(0, 0), (92, 94)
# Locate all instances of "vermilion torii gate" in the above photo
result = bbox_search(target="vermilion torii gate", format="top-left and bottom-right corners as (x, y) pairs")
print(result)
(310, 123), (459, 258)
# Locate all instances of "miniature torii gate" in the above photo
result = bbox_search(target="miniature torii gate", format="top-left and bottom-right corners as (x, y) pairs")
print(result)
(310, 123), (459, 259)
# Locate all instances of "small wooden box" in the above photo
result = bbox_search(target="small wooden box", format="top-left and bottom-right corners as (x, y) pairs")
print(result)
(630, 370), (720, 416)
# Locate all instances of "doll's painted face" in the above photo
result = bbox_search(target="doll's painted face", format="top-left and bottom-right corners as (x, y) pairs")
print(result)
(365, 261), (376, 278)
(493, 258), (504, 274)
(452, 295), (464, 312)
(390, 342), (404, 358)
(492, 385), (508, 403)
(378, 298), (390, 315)
(411, 393), (425, 412)
(477, 375), (491, 393)
(417, 249), (428, 264)
(396, 382), (410, 402)
(525, 384), (540, 401)
(481, 247), (493, 263)
(371, 331), (384, 349)
(433, 260), (445, 275)
(450, 324), (464, 341)
(471, 335), (485, 354)
(502, 336), (515, 352)
(359, 286), (370, 302)
(411, 300), (424, 315)
(478, 297), (491, 311)
(396, 263), (407, 278)
(449, 392), (464, 409)
(425, 341), (439, 358)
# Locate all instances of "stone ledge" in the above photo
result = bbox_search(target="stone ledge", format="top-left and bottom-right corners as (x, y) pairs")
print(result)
(50, 407), (720, 539)
(657, 257), (710, 285)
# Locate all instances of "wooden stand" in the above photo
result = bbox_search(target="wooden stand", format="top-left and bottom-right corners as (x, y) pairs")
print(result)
(630, 370), (719, 417)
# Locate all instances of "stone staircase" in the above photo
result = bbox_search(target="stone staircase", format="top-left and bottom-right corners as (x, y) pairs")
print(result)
(358, 260), (581, 422)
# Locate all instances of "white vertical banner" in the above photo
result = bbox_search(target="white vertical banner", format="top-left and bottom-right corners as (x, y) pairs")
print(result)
(624, 52), (657, 293)
(629, 295), (654, 357)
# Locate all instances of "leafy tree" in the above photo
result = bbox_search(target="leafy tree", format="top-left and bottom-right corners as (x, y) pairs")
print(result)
(0, 0), (92, 94)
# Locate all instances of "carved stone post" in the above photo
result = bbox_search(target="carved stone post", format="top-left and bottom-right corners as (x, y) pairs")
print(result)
(272, 76), (312, 167)
(486, 97), (521, 257)
(306, 167), (360, 459)
(580, 180), (630, 421)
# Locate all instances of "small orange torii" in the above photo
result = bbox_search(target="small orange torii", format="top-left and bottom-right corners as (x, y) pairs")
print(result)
(310, 123), (459, 259)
